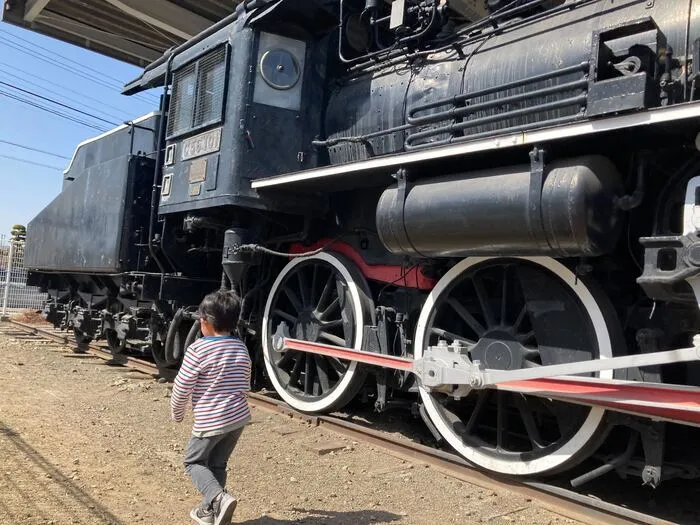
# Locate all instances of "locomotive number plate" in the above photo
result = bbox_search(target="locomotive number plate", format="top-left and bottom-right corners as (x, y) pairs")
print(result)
(181, 127), (222, 161)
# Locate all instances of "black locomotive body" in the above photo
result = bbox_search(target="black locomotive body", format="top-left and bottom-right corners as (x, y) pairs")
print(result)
(24, 0), (700, 482)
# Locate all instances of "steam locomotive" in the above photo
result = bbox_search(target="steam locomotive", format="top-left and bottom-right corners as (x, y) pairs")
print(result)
(23, 0), (700, 482)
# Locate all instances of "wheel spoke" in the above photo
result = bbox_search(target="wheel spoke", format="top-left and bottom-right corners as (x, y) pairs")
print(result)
(472, 274), (496, 328)
(319, 331), (346, 346)
(320, 318), (343, 329)
(315, 355), (331, 393)
(496, 391), (507, 451)
(283, 286), (303, 313)
(463, 390), (491, 435)
(319, 296), (340, 320)
(327, 357), (347, 375)
(304, 353), (313, 394)
(273, 308), (297, 324)
(516, 330), (535, 344)
(447, 298), (486, 338)
(288, 355), (304, 387)
(297, 268), (308, 308)
(513, 305), (528, 331)
(514, 395), (544, 449)
(317, 273), (334, 311)
(310, 264), (318, 305)
(275, 351), (294, 369)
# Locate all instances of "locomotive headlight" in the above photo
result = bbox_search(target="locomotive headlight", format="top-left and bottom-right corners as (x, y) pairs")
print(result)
(260, 49), (301, 90)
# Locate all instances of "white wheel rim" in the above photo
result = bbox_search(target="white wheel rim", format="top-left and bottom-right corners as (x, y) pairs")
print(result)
(414, 256), (612, 476)
(262, 252), (365, 413)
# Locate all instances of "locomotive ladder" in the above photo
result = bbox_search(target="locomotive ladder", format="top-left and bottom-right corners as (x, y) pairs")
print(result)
(275, 335), (700, 427)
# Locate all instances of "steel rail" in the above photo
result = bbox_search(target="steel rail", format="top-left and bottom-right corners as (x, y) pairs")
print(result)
(3, 319), (159, 376)
(0, 319), (676, 525)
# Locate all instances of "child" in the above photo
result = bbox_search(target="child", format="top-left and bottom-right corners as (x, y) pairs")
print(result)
(170, 290), (252, 525)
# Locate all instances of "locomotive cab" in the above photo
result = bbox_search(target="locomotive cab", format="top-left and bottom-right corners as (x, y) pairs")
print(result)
(125, 5), (335, 218)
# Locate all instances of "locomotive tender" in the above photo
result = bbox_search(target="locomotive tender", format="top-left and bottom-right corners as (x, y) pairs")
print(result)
(23, 0), (700, 482)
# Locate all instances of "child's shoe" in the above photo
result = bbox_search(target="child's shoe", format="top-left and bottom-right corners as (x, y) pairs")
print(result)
(213, 491), (237, 525)
(190, 505), (214, 525)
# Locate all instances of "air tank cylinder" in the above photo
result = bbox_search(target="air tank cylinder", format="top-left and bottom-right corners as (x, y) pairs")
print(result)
(376, 155), (623, 258)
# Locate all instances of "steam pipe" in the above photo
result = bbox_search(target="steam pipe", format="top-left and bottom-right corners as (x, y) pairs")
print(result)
(408, 62), (589, 120)
(184, 318), (202, 352)
(405, 94), (587, 146)
(165, 307), (184, 364)
(616, 158), (646, 211)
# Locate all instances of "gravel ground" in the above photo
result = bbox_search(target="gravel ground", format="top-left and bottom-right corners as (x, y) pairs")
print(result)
(0, 325), (584, 525)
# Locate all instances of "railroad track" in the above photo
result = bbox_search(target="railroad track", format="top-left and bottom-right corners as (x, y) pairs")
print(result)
(0, 318), (679, 525)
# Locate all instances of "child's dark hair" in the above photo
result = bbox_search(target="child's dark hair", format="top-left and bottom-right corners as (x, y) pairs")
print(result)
(198, 290), (241, 334)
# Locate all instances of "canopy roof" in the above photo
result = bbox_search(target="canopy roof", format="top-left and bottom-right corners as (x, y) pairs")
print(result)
(1, 0), (487, 68)
(1, 0), (243, 67)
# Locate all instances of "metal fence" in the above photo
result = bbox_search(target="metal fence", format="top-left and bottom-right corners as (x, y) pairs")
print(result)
(0, 234), (48, 317)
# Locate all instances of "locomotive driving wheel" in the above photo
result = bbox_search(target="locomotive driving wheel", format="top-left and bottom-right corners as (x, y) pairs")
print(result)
(262, 252), (374, 413)
(414, 257), (620, 476)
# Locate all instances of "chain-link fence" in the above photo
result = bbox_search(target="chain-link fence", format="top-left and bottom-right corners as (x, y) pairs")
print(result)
(0, 234), (48, 317)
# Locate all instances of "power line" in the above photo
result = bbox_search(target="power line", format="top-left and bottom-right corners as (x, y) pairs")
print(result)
(0, 28), (162, 105)
(0, 61), (134, 120)
(0, 38), (158, 106)
(0, 81), (119, 127)
(0, 27), (145, 89)
(0, 139), (70, 160)
(0, 65), (128, 122)
(0, 153), (63, 170)
(0, 90), (109, 132)
(0, 38), (123, 92)
(0, 89), (109, 131)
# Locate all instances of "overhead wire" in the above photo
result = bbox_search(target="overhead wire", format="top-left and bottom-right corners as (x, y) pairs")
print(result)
(0, 139), (70, 160)
(0, 28), (162, 105)
(0, 27), (157, 91)
(0, 37), (158, 107)
(0, 90), (109, 132)
(0, 153), (63, 170)
(0, 64), (129, 122)
(7, 26), (162, 104)
(0, 37), (134, 94)
(0, 81), (119, 127)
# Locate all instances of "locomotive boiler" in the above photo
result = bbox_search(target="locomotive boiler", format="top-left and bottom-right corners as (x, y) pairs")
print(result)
(21, 0), (700, 484)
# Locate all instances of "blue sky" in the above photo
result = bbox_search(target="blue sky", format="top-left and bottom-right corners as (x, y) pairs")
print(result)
(0, 21), (160, 237)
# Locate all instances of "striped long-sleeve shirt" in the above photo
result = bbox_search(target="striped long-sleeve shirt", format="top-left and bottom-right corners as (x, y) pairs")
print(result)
(170, 335), (252, 437)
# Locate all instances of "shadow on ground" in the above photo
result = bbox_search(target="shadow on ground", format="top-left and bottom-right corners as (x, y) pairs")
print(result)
(0, 421), (123, 525)
(238, 508), (401, 524)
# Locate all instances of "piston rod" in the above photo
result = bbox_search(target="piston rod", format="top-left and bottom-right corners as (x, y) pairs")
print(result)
(278, 335), (700, 426)
(280, 336), (700, 389)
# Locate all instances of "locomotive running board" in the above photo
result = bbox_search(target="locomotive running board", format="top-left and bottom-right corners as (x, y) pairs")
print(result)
(278, 336), (700, 427)
(252, 102), (700, 190)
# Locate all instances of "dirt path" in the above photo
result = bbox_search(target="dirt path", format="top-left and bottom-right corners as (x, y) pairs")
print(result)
(0, 326), (582, 525)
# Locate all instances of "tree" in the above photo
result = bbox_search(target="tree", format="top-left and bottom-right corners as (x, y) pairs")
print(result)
(10, 224), (26, 242)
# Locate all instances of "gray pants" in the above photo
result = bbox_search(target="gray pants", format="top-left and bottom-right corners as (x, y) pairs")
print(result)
(183, 427), (244, 510)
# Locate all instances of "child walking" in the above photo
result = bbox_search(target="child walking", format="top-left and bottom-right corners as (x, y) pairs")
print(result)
(170, 290), (252, 525)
